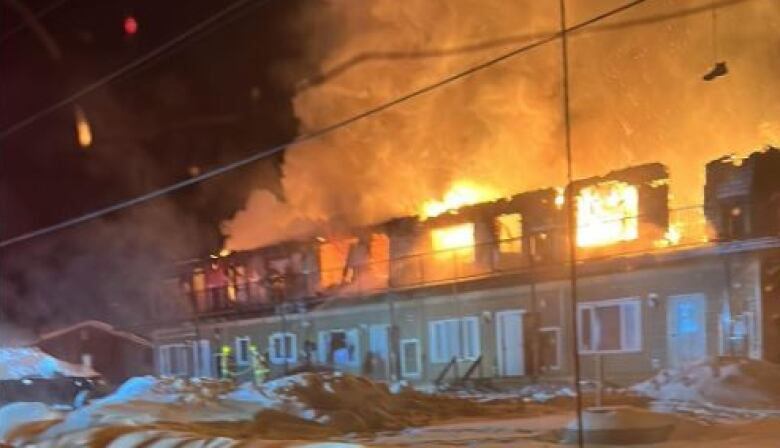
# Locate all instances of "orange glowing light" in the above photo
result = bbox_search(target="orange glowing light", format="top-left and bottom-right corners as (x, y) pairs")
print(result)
(654, 223), (682, 248)
(74, 105), (92, 148)
(554, 187), (565, 209)
(431, 223), (475, 261)
(421, 181), (496, 219)
(319, 237), (357, 288)
(576, 181), (639, 247)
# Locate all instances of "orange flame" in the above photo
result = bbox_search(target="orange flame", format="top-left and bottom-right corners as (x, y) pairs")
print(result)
(431, 223), (475, 261)
(420, 181), (497, 220)
(576, 181), (639, 247)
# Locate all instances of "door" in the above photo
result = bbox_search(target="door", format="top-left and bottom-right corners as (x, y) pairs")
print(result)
(496, 310), (524, 376)
(369, 325), (390, 379)
(667, 294), (707, 368)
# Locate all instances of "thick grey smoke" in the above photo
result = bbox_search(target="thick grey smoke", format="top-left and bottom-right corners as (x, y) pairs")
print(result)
(223, 0), (780, 250)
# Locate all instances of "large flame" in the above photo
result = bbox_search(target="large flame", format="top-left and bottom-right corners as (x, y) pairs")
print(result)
(221, 1), (780, 252)
(431, 223), (475, 261)
(576, 181), (639, 247)
(421, 181), (497, 219)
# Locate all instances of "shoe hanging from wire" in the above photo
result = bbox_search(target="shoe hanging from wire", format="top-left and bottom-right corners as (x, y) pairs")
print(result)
(703, 0), (728, 81)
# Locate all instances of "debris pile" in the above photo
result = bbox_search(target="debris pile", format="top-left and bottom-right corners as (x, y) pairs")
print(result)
(632, 357), (780, 409)
(1, 372), (522, 446)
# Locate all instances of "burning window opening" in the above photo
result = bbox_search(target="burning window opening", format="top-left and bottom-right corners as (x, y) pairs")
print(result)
(576, 181), (639, 248)
(420, 181), (497, 220)
(496, 213), (523, 254)
(554, 187), (565, 210)
(431, 223), (475, 263)
(318, 238), (358, 288)
(367, 233), (390, 285)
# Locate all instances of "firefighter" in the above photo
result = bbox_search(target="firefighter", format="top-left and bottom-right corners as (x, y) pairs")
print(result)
(220, 345), (237, 381)
(250, 344), (270, 385)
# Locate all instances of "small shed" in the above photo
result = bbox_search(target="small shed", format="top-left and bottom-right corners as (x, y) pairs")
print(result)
(35, 320), (153, 386)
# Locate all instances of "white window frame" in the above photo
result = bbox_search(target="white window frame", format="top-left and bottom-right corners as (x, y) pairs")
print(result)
(235, 336), (251, 365)
(400, 339), (422, 377)
(268, 332), (297, 365)
(319, 329), (361, 367)
(428, 316), (480, 363)
(191, 339), (212, 377)
(578, 298), (642, 354)
(158, 343), (189, 376)
(539, 326), (562, 370)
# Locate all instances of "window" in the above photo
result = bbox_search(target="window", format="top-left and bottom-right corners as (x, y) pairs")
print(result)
(429, 317), (480, 363)
(496, 213), (523, 254)
(318, 329), (360, 366)
(269, 332), (297, 365)
(431, 223), (475, 263)
(578, 299), (642, 353)
(159, 344), (189, 376)
(319, 238), (358, 288)
(235, 336), (251, 365)
(576, 181), (639, 247)
(401, 339), (421, 377)
(539, 327), (561, 371)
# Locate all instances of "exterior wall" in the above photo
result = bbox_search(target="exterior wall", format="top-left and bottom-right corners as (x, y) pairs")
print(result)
(38, 326), (153, 385)
(152, 251), (771, 387)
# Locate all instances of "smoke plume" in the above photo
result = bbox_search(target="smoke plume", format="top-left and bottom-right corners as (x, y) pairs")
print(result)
(223, 0), (780, 251)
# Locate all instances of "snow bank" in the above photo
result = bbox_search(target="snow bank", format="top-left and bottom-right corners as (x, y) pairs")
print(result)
(0, 347), (97, 380)
(632, 357), (780, 409)
(0, 402), (62, 442)
(15, 373), (517, 446)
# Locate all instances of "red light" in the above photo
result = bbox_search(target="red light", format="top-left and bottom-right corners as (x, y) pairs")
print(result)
(123, 16), (138, 36)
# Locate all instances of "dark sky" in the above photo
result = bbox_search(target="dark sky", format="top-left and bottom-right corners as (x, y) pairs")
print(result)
(0, 0), (314, 331)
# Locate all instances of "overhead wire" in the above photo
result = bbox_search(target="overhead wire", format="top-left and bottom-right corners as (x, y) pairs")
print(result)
(0, 0), (269, 140)
(0, 0), (745, 141)
(0, 0), (651, 249)
(0, 0), (71, 43)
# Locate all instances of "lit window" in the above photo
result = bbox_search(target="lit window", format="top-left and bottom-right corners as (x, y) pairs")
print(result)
(496, 213), (523, 253)
(578, 299), (642, 353)
(431, 223), (475, 262)
(319, 238), (357, 288)
(576, 181), (639, 247)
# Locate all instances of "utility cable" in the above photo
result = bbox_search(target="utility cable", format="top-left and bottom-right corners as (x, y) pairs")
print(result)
(0, 0), (266, 140)
(0, 0), (648, 249)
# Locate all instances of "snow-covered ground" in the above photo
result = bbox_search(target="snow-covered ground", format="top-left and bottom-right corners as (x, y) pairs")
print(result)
(4, 359), (780, 447)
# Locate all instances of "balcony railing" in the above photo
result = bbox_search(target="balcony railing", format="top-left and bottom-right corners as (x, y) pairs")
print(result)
(177, 206), (715, 316)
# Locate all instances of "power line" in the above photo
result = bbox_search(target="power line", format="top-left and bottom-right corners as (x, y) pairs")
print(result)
(0, 0), (267, 140)
(302, 0), (749, 90)
(0, 0), (649, 249)
(0, 0), (71, 44)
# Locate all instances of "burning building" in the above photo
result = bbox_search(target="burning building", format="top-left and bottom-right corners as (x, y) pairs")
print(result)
(151, 149), (780, 385)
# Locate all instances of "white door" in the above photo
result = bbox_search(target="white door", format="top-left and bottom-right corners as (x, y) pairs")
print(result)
(667, 294), (707, 368)
(496, 310), (524, 376)
(369, 325), (390, 378)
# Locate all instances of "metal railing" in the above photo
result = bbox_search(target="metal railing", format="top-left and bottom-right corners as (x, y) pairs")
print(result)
(176, 205), (716, 316)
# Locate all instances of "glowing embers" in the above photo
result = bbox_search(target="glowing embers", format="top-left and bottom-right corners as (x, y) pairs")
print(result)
(431, 223), (475, 262)
(421, 181), (497, 220)
(576, 181), (639, 247)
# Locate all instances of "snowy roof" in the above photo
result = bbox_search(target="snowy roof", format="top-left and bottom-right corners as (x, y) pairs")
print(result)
(36, 320), (151, 348)
(0, 347), (98, 380)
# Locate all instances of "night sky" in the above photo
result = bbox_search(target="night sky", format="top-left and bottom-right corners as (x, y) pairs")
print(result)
(0, 0), (313, 330)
